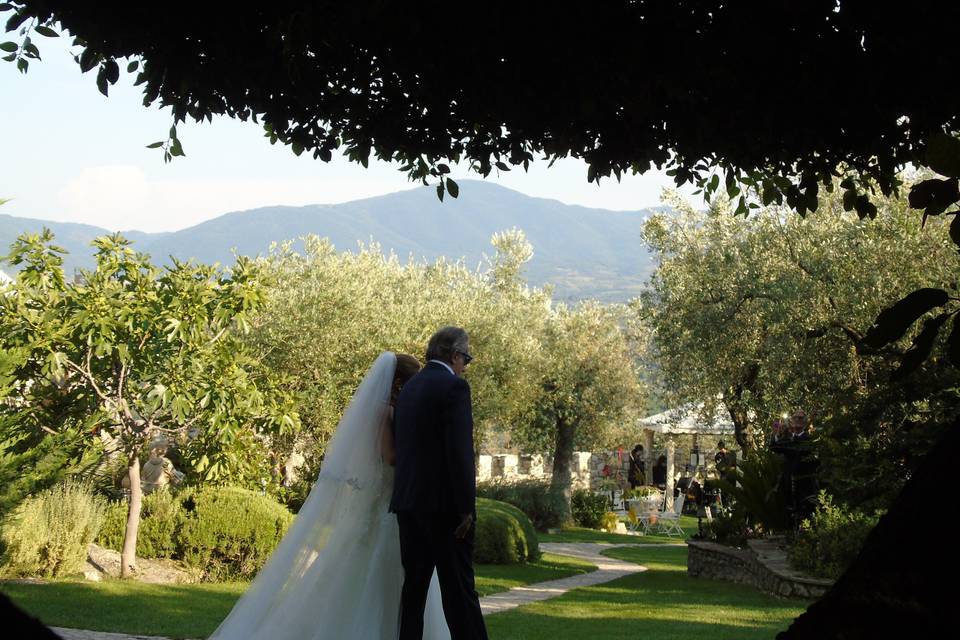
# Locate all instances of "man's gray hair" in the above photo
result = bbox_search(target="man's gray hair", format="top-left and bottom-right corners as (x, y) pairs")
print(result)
(425, 326), (469, 364)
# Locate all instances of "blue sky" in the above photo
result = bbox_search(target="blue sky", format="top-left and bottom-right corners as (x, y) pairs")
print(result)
(2, 34), (693, 232)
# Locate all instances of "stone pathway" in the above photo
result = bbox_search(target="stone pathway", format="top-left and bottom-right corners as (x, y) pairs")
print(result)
(51, 541), (685, 639)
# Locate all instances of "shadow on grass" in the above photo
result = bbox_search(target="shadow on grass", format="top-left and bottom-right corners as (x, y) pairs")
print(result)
(0, 580), (244, 638)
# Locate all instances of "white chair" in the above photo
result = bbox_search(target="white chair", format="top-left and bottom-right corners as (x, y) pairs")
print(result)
(655, 493), (686, 537)
(627, 490), (664, 534)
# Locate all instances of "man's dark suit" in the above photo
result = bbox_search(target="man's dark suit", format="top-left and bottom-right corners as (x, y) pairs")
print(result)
(390, 361), (488, 640)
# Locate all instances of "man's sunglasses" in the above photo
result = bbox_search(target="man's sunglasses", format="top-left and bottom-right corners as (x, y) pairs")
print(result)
(455, 350), (474, 365)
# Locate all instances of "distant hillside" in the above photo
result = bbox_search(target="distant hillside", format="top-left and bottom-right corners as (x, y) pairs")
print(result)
(0, 181), (660, 301)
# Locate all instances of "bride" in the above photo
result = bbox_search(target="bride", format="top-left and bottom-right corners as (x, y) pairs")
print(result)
(209, 352), (451, 639)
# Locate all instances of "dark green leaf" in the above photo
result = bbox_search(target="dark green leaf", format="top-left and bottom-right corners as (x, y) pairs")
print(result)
(437, 163), (450, 174)
(862, 288), (951, 350)
(908, 178), (960, 216)
(436, 183), (444, 202)
(1, 52), (14, 61)
(446, 177), (459, 198)
(0, 41), (16, 52)
(925, 133), (960, 179)
(34, 25), (59, 38)
(842, 189), (856, 212)
(126, 60), (139, 73)
(170, 138), (185, 157)
(78, 48), (98, 73)
(891, 313), (951, 381)
(104, 59), (119, 84)
(854, 194), (877, 219)
(96, 66), (109, 96)
(0, 4), (13, 11)
(495, 161), (511, 172)
(16, 56), (26, 73)
(5, 11), (27, 32)
(146, 141), (164, 149)
(761, 183), (776, 206)
(948, 314), (960, 368)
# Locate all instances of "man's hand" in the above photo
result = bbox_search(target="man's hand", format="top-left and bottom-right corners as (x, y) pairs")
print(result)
(455, 513), (474, 540)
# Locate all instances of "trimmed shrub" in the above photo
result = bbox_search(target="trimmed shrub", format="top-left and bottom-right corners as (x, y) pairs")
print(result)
(477, 479), (566, 531)
(97, 489), (185, 559)
(177, 486), (294, 580)
(571, 489), (607, 529)
(0, 480), (106, 578)
(474, 497), (540, 564)
(788, 491), (881, 580)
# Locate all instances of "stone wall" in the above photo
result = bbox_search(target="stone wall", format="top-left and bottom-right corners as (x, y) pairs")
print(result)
(687, 539), (832, 599)
(478, 450), (631, 489)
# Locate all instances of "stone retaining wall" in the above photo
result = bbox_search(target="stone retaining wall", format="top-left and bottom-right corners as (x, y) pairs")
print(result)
(687, 539), (832, 599)
(478, 450), (639, 490)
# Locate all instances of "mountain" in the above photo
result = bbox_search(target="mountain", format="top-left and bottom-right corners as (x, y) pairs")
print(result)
(0, 181), (659, 301)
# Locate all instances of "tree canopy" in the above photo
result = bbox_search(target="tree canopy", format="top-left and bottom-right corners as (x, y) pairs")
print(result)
(4, 2), (960, 209)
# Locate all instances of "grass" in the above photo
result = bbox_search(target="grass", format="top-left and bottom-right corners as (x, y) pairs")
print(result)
(540, 515), (701, 544)
(0, 553), (596, 638)
(0, 579), (246, 639)
(3, 524), (808, 639)
(484, 545), (808, 640)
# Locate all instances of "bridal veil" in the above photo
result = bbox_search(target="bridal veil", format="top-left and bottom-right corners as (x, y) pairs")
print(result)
(209, 352), (449, 639)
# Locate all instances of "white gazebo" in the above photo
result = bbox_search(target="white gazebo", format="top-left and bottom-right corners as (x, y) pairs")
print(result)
(638, 403), (735, 508)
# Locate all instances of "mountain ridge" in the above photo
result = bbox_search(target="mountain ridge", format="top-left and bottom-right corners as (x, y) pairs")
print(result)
(1, 181), (659, 301)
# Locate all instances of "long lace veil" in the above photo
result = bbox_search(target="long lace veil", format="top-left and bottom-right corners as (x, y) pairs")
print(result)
(209, 352), (397, 639)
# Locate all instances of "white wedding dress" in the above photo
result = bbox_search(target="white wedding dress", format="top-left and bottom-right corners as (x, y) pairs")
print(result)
(209, 352), (451, 639)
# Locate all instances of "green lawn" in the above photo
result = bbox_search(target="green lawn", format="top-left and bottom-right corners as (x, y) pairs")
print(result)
(540, 515), (702, 544)
(484, 546), (807, 640)
(2, 528), (809, 640)
(0, 553), (596, 639)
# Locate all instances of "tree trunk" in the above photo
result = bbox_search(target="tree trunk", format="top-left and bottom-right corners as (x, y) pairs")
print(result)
(727, 404), (755, 456)
(120, 454), (142, 579)
(550, 418), (576, 524)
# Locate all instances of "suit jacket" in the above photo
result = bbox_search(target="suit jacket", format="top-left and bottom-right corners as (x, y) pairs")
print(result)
(389, 361), (476, 516)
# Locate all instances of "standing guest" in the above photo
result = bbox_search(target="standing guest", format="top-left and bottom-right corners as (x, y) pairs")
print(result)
(651, 454), (667, 489)
(628, 444), (646, 488)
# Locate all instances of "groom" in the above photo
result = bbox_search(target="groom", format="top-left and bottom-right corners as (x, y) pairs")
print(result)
(390, 326), (489, 640)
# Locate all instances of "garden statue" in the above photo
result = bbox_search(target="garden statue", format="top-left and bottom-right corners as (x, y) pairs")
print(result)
(139, 438), (185, 494)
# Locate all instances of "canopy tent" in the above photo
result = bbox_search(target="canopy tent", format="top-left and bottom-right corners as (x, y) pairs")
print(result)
(636, 403), (736, 509)
(638, 403), (736, 436)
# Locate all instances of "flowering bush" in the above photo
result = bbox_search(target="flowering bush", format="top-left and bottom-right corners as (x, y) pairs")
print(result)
(600, 511), (620, 533)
